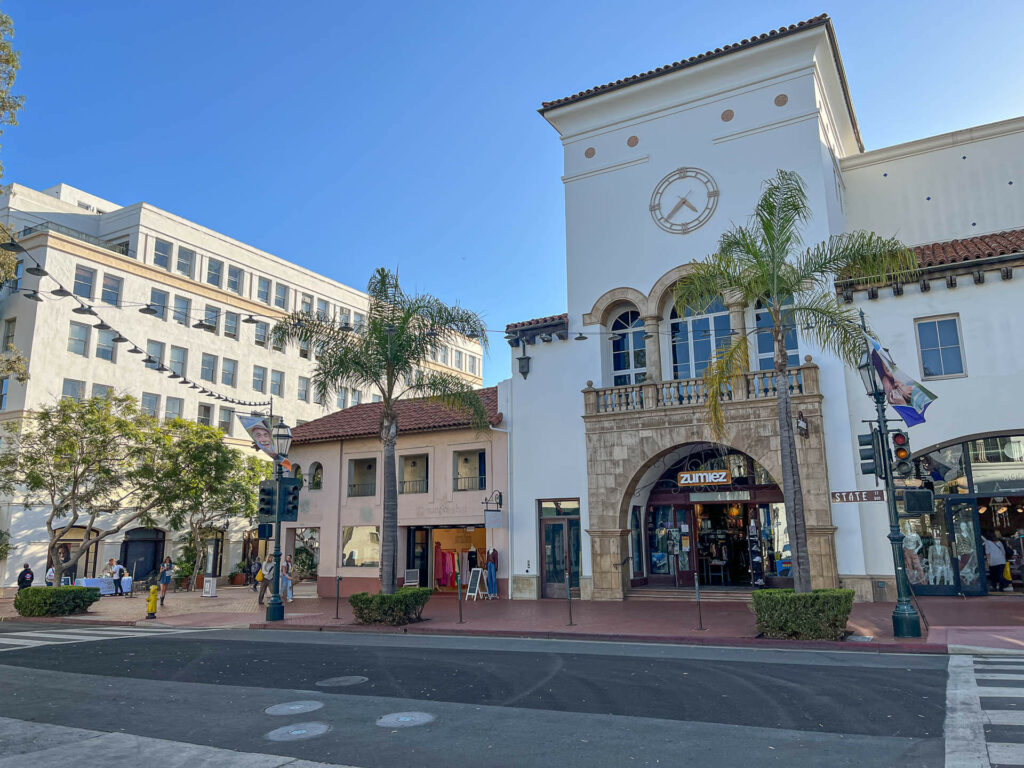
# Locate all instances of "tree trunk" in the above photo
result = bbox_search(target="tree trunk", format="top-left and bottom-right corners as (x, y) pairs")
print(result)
(776, 364), (812, 593)
(189, 528), (204, 592)
(380, 417), (399, 594)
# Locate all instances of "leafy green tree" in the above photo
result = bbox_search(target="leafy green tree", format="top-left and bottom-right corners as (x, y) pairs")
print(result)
(673, 170), (917, 593)
(154, 419), (270, 589)
(275, 268), (489, 593)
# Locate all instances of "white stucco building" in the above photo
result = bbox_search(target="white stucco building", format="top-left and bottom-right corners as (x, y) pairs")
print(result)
(0, 182), (484, 590)
(501, 15), (1024, 602)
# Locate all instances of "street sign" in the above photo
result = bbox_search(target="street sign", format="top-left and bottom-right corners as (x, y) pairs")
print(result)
(831, 490), (886, 503)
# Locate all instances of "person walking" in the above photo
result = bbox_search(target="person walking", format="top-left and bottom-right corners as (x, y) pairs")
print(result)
(158, 556), (174, 606)
(257, 555), (275, 605)
(281, 554), (294, 603)
(16, 563), (34, 591)
(249, 557), (261, 592)
(983, 531), (1010, 592)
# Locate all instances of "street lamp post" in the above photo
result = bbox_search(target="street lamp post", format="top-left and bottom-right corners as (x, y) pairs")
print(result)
(266, 420), (293, 622)
(857, 351), (922, 639)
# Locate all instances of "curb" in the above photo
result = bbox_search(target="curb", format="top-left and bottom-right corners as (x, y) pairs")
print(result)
(247, 621), (949, 654)
(0, 615), (138, 627)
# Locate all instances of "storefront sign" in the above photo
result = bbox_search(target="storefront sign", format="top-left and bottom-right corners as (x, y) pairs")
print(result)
(830, 490), (885, 503)
(677, 469), (732, 487)
(689, 491), (750, 502)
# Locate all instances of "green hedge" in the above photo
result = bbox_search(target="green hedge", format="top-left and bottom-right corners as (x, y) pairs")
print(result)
(750, 588), (855, 641)
(13, 586), (101, 617)
(349, 587), (433, 626)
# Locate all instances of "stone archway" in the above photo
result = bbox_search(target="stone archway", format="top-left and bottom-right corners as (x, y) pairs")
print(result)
(582, 364), (838, 600)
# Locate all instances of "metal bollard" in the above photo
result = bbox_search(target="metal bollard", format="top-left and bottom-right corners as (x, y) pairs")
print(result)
(457, 570), (464, 624)
(335, 575), (342, 620)
(565, 570), (574, 626)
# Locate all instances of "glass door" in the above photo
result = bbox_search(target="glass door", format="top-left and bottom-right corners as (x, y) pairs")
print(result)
(674, 507), (697, 587)
(899, 504), (957, 596)
(950, 499), (986, 595)
(541, 519), (580, 598)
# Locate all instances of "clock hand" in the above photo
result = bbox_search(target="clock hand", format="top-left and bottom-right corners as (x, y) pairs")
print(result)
(665, 197), (688, 221)
(681, 196), (699, 214)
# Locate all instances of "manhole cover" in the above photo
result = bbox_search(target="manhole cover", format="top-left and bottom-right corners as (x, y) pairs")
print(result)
(316, 675), (368, 687)
(264, 700), (324, 716)
(376, 711), (436, 728)
(265, 722), (331, 741)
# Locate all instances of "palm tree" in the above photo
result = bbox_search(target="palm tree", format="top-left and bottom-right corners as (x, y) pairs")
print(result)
(673, 170), (917, 593)
(275, 268), (490, 594)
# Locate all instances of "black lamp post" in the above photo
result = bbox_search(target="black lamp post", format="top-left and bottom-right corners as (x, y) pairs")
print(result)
(857, 351), (922, 638)
(266, 420), (293, 622)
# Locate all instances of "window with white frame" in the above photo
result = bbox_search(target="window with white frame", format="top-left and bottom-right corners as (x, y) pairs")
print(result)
(270, 370), (284, 396)
(146, 340), (165, 369)
(754, 298), (799, 371)
(95, 329), (117, 362)
(91, 383), (113, 399)
(224, 311), (239, 340)
(454, 350), (463, 370)
(299, 338), (310, 359)
(101, 274), (122, 306)
(222, 358), (238, 387)
(201, 353), (217, 382)
(165, 396), (184, 421)
(298, 376), (310, 402)
(337, 388), (347, 408)
(227, 265), (244, 295)
(670, 297), (731, 380)
(150, 288), (169, 320)
(316, 298), (329, 319)
(176, 247), (195, 278)
(0, 377), (7, 410)
(204, 305), (220, 334)
(141, 392), (160, 418)
(73, 265), (95, 299)
(197, 403), (213, 426)
(153, 239), (172, 270)
(67, 322), (90, 357)
(257, 276), (271, 303)
(173, 296), (191, 326)
(300, 293), (312, 314)
(274, 283), (289, 310)
(218, 406), (234, 434)
(206, 259), (223, 288)
(610, 309), (646, 386)
(915, 315), (965, 379)
(1, 319), (13, 353)
(169, 345), (187, 377)
(253, 365), (267, 392)
(254, 321), (269, 347)
(351, 389), (361, 405)
(62, 378), (85, 402)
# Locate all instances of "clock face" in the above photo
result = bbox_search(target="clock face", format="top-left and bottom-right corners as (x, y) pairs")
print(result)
(649, 167), (719, 234)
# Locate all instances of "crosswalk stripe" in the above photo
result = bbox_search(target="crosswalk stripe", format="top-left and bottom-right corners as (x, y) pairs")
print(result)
(976, 673), (1024, 681)
(0, 626), (209, 652)
(0, 636), (56, 648)
(977, 686), (1024, 698)
(987, 743), (1024, 766)
(986, 711), (1024, 727)
(3, 631), (120, 641)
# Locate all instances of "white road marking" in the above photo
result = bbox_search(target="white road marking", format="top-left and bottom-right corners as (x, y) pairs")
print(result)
(985, 710), (1024, 726)
(945, 655), (990, 768)
(976, 673), (1024, 680)
(976, 687), (1024, 698)
(0, 627), (208, 652)
(986, 742), (1024, 766)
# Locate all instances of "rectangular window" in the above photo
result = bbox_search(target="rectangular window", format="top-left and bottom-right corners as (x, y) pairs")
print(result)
(204, 305), (220, 334)
(223, 311), (239, 340)
(274, 283), (289, 310)
(165, 396), (183, 421)
(350, 390), (361, 405)
(62, 378), (85, 402)
(2, 318), (14, 351)
(468, 355), (478, 375)
(371, 394), (382, 403)
(67, 321), (90, 357)
(111, 241), (130, 257)
(313, 388), (324, 406)
(916, 315), (965, 379)
(95, 329), (117, 362)
(353, 312), (365, 332)
(272, 333), (283, 353)
(454, 350), (463, 370)
(141, 392), (160, 418)
(337, 388), (347, 408)
(74, 265), (96, 299)
(101, 274), (122, 306)
(453, 448), (486, 491)
(153, 239), (172, 270)
(218, 406), (234, 434)
(299, 339), (310, 359)
(270, 370), (284, 396)
(257, 276), (271, 303)
(439, 346), (449, 365)
(298, 376), (310, 402)
(173, 295), (191, 326)
(146, 340), (165, 369)
(253, 365), (267, 393)
(0, 377), (8, 410)
(6, 260), (20, 292)
(169, 345), (187, 377)
(337, 307), (351, 326)
(176, 247), (195, 278)
(254, 321), (269, 347)
(342, 526), (380, 565)
(150, 288), (169, 320)
(91, 383), (113, 399)
(197, 403), (213, 426)
(201, 353), (217, 382)
(316, 298), (329, 319)
(221, 358), (237, 387)
(227, 265), (244, 295)
(206, 258), (223, 288)
(754, 300), (799, 371)
(300, 293), (313, 314)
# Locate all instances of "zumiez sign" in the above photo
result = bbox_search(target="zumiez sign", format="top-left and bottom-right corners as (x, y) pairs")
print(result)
(677, 469), (732, 487)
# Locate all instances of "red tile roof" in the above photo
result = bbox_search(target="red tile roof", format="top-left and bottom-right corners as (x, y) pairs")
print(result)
(292, 387), (501, 445)
(913, 228), (1024, 268)
(540, 15), (831, 112)
(505, 313), (569, 332)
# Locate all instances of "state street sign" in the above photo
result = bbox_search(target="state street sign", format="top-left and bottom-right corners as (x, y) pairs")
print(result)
(678, 469), (732, 487)
(831, 490), (886, 503)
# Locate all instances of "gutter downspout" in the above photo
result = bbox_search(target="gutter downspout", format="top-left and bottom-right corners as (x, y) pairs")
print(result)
(490, 376), (513, 599)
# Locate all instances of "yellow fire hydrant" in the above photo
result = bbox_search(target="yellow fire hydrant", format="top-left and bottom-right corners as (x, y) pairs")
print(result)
(146, 585), (158, 619)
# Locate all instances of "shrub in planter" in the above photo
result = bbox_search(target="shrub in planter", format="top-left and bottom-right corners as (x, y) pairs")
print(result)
(349, 587), (433, 626)
(14, 586), (101, 617)
(750, 588), (855, 641)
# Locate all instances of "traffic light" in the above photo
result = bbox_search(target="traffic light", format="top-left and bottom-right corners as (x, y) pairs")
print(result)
(258, 481), (276, 522)
(257, 523), (273, 540)
(278, 477), (301, 522)
(858, 429), (883, 477)
(891, 430), (913, 479)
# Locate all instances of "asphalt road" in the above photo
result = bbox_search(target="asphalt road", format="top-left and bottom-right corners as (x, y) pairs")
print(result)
(0, 623), (949, 767)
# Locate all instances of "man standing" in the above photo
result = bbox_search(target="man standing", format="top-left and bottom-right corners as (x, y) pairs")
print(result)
(281, 554), (294, 603)
(983, 531), (1010, 592)
(16, 563), (34, 591)
(257, 555), (275, 605)
(112, 560), (126, 596)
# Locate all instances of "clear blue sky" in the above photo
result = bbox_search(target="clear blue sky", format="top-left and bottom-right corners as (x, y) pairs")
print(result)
(5, 1), (1022, 385)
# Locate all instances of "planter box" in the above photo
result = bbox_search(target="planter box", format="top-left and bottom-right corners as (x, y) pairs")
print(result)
(229, 574), (246, 586)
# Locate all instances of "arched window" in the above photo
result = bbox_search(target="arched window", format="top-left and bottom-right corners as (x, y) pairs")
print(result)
(310, 462), (323, 490)
(754, 298), (799, 370)
(670, 297), (730, 379)
(610, 310), (646, 386)
(292, 464), (303, 487)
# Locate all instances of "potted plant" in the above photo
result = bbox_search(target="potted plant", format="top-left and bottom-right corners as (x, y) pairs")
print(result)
(175, 560), (202, 590)
(229, 561), (247, 586)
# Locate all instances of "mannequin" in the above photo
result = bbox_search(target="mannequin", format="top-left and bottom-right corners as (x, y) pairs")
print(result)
(955, 521), (980, 586)
(486, 547), (499, 598)
(468, 545), (478, 571)
(902, 532), (926, 585)
(928, 542), (953, 585)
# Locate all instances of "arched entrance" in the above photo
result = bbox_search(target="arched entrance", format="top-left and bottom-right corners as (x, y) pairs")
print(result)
(120, 528), (166, 582)
(626, 443), (791, 591)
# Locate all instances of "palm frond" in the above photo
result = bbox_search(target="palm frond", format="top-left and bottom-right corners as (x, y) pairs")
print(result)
(788, 290), (867, 365)
(402, 371), (491, 432)
(799, 232), (919, 290)
(699, 333), (751, 439)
